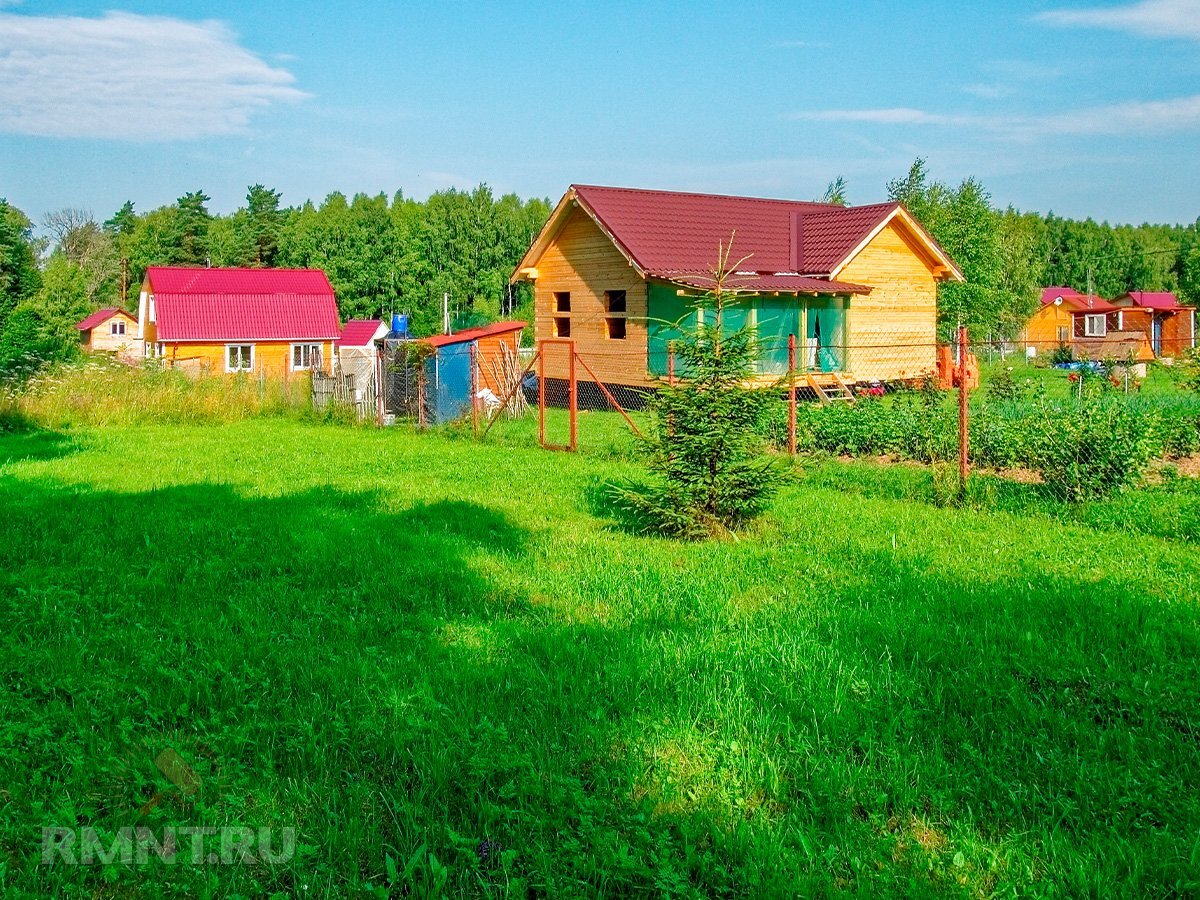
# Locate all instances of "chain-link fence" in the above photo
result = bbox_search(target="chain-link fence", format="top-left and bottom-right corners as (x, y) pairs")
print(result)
(363, 328), (1200, 513)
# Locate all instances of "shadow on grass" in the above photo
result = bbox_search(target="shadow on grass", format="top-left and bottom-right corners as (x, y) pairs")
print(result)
(1, 471), (1198, 896)
(0, 428), (78, 466)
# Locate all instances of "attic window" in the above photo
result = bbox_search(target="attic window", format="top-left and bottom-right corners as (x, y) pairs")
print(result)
(604, 290), (627, 313)
(110, 320), (126, 336)
(554, 317), (571, 338)
(555, 292), (571, 313)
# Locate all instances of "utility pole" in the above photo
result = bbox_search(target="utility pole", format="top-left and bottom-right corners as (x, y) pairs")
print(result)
(443, 293), (450, 335)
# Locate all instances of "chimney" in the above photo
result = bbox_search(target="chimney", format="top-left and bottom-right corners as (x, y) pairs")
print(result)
(790, 211), (806, 272)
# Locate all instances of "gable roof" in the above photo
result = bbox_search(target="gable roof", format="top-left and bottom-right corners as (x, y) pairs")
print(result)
(337, 319), (386, 348)
(76, 307), (135, 331)
(1117, 290), (1190, 311)
(513, 184), (962, 290)
(1039, 286), (1082, 305)
(145, 267), (341, 342)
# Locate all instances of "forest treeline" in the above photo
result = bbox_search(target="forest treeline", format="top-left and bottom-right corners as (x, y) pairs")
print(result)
(2, 160), (1199, 374)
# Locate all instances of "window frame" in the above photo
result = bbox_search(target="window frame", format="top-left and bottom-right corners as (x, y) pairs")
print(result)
(1084, 314), (1107, 337)
(225, 343), (254, 373)
(110, 319), (126, 336)
(290, 342), (323, 371)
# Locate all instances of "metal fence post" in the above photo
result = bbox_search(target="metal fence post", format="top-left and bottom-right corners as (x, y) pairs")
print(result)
(568, 339), (578, 452)
(788, 333), (798, 457)
(538, 341), (546, 449)
(667, 343), (675, 386)
(957, 324), (970, 496)
(470, 342), (479, 437)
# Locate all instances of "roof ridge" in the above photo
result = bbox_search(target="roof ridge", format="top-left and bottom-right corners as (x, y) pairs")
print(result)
(574, 183), (847, 209)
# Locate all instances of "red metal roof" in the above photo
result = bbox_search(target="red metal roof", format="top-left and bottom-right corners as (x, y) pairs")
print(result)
(76, 307), (134, 331)
(568, 185), (954, 285)
(1039, 286), (1082, 305)
(424, 321), (526, 348)
(337, 319), (385, 348)
(1059, 295), (1119, 313)
(668, 272), (869, 294)
(146, 267), (340, 342)
(1120, 291), (1189, 311)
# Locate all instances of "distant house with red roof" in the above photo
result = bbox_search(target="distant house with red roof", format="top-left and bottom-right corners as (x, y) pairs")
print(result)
(137, 267), (341, 376)
(510, 184), (963, 389)
(1111, 291), (1195, 358)
(75, 307), (139, 361)
(1019, 286), (1192, 362)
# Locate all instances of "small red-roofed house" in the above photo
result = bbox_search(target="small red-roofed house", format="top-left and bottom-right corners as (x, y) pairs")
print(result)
(1020, 289), (1154, 362)
(76, 307), (139, 360)
(1111, 291), (1196, 359)
(510, 184), (963, 389)
(137, 267), (341, 377)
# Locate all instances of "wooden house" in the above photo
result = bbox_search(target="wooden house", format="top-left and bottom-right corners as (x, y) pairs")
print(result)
(137, 267), (340, 377)
(1111, 291), (1196, 359)
(509, 184), (963, 390)
(1021, 287), (1154, 362)
(75, 307), (140, 361)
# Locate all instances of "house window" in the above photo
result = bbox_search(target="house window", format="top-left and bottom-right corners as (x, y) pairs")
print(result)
(553, 317), (571, 338)
(291, 343), (322, 370)
(110, 319), (126, 336)
(554, 292), (571, 312)
(1084, 314), (1106, 337)
(604, 290), (626, 313)
(226, 344), (254, 373)
(604, 289), (627, 340)
(1056, 325), (1070, 342)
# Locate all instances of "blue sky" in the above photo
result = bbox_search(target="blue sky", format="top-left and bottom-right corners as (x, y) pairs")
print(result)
(2, 0), (1199, 226)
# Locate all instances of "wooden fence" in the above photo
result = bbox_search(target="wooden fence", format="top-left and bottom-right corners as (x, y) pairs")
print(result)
(312, 370), (379, 420)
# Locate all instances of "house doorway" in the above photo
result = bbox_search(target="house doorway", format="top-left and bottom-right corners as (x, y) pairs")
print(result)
(1152, 316), (1163, 357)
(805, 298), (848, 372)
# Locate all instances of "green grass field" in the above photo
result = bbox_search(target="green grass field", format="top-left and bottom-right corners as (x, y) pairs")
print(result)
(2, 419), (1199, 896)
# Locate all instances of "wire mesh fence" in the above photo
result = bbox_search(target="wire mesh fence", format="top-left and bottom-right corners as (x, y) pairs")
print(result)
(364, 328), (1200, 513)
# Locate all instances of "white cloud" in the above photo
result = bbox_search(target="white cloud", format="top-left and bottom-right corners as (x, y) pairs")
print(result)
(0, 11), (308, 140)
(1036, 0), (1200, 41)
(791, 95), (1200, 139)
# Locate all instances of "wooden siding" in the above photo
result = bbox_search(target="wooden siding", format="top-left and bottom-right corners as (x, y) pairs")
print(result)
(533, 206), (649, 385)
(1020, 304), (1074, 351)
(164, 341), (333, 377)
(475, 330), (523, 395)
(84, 312), (139, 356)
(837, 221), (939, 382)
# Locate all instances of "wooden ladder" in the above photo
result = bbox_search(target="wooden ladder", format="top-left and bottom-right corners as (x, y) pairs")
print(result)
(806, 372), (856, 404)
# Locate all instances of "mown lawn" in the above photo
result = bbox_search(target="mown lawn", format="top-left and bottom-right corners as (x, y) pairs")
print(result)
(1, 420), (1198, 897)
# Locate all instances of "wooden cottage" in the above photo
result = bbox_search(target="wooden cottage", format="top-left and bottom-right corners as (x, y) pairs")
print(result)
(1020, 287), (1154, 362)
(510, 184), (963, 389)
(1111, 291), (1195, 359)
(137, 267), (340, 377)
(76, 307), (140, 361)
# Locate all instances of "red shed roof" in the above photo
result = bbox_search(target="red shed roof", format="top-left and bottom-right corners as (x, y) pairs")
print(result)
(145, 267), (341, 342)
(514, 185), (962, 289)
(424, 321), (526, 348)
(1119, 291), (1189, 311)
(337, 319), (386, 348)
(76, 307), (134, 331)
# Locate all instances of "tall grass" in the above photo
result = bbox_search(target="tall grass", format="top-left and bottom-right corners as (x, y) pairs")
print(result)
(1, 359), (316, 429)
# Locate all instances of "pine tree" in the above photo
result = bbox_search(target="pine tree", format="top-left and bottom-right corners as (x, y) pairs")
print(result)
(608, 238), (780, 539)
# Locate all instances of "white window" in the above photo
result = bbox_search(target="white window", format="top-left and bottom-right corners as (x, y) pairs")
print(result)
(110, 319), (126, 336)
(226, 344), (254, 373)
(291, 343), (322, 371)
(1084, 314), (1106, 337)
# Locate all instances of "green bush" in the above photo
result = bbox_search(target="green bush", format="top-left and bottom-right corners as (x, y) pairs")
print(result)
(1027, 400), (1158, 501)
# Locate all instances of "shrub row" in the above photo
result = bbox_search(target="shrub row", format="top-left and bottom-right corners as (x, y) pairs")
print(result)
(765, 392), (1200, 500)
